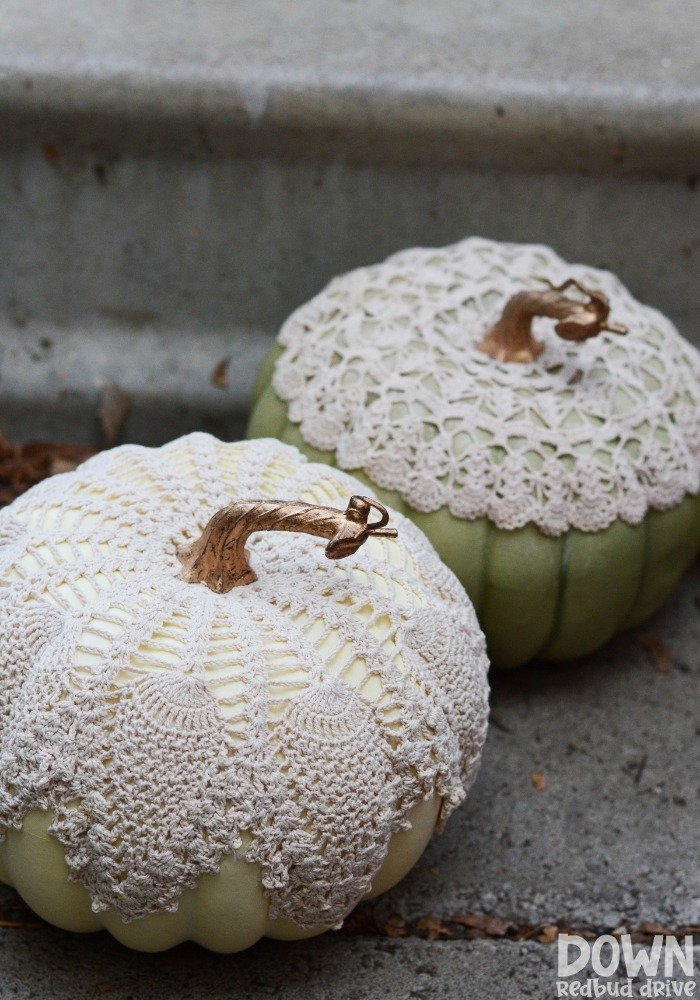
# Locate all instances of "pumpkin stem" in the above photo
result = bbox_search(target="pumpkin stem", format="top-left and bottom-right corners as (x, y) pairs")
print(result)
(477, 278), (627, 364)
(176, 495), (398, 593)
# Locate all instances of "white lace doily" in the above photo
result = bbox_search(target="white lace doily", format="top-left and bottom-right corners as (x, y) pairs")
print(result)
(0, 434), (489, 926)
(272, 238), (700, 536)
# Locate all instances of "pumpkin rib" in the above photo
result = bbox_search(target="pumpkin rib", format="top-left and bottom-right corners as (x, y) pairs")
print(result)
(622, 496), (700, 629)
(0, 811), (103, 934)
(538, 530), (571, 662)
(606, 520), (650, 640)
(477, 524), (563, 669)
(539, 523), (644, 661)
(458, 516), (492, 620)
(477, 517), (495, 628)
(409, 508), (488, 606)
(620, 513), (651, 632)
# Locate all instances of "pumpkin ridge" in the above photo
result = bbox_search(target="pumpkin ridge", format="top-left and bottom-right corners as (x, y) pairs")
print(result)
(539, 530), (571, 661)
(620, 511), (651, 631)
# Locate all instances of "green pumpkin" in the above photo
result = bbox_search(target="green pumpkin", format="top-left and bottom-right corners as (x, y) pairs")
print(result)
(248, 238), (700, 668)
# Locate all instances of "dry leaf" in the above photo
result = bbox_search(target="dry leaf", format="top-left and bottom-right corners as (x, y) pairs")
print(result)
(0, 435), (97, 504)
(97, 383), (132, 447)
(516, 924), (537, 941)
(640, 920), (673, 936)
(531, 772), (546, 791)
(0, 919), (44, 929)
(639, 634), (672, 674)
(538, 924), (559, 943)
(49, 457), (82, 475)
(97, 984), (116, 994)
(416, 914), (451, 941)
(382, 914), (408, 938)
(43, 143), (61, 165)
(452, 912), (513, 937)
(211, 358), (230, 390)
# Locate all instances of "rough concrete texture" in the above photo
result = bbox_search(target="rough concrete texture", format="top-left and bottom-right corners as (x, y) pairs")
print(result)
(1, 154), (698, 444)
(0, 932), (698, 1000)
(1, 2), (699, 444)
(1, 2), (699, 993)
(0, 932), (551, 1000)
(1, 565), (699, 997)
(0, 0), (698, 175)
(0, 931), (605, 1000)
(375, 565), (700, 931)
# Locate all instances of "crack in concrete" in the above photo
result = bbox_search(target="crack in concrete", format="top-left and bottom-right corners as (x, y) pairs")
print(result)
(341, 904), (700, 946)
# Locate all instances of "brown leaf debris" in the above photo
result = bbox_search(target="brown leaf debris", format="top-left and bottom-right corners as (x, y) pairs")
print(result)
(639, 634), (673, 674)
(531, 772), (547, 791)
(0, 435), (97, 505)
(97, 382), (132, 447)
(211, 358), (230, 390)
(340, 904), (696, 947)
(416, 914), (452, 940)
(382, 914), (409, 938)
(452, 912), (514, 937)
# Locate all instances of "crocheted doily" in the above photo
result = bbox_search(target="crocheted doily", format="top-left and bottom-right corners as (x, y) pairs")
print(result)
(0, 434), (488, 927)
(272, 237), (700, 536)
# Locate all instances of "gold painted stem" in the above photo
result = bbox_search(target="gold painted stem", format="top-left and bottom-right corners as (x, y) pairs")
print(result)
(177, 495), (397, 593)
(477, 278), (627, 364)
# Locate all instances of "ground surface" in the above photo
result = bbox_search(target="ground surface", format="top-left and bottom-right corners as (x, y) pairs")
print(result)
(1, 3), (699, 995)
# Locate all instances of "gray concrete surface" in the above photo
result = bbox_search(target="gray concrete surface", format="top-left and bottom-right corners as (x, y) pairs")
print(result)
(1, 2), (699, 995)
(0, 932), (556, 1000)
(1, 1), (699, 444)
(378, 565), (700, 931)
(0, 0), (698, 175)
(1, 930), (698, 1000)
(1, 564), (699, 997)
(2, 158), (698, 446)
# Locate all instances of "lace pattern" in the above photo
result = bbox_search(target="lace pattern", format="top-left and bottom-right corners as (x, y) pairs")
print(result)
(0, 434), (489, 926)
(272, 238), (700, 535)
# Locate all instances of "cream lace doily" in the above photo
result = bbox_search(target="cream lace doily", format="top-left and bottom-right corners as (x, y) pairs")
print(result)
(272, 238), (700, 536)
(0, 434), (489, 926)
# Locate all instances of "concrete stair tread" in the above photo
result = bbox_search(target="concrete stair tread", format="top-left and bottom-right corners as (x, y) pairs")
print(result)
(0, 0), (699, 172)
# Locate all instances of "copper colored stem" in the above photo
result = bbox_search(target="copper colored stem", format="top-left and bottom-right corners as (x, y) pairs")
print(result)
(177, 495), (397, 593)
(477, 278), (627, 364)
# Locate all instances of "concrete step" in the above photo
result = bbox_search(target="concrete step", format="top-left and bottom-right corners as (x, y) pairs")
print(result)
(1, 7), (699, 995)
(0, 0), (699, 443)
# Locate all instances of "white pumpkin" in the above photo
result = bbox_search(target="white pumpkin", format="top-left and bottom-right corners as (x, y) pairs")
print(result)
(0, 433), (489, 952)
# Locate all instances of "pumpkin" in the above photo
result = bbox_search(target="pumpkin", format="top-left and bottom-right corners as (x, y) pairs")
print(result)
(248, 237), (700, 668)
(0, 433), (489, 952)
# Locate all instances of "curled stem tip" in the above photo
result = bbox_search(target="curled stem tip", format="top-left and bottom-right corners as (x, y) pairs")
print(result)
(177, 495), (397, 593)
(477, 278), (627, 364)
